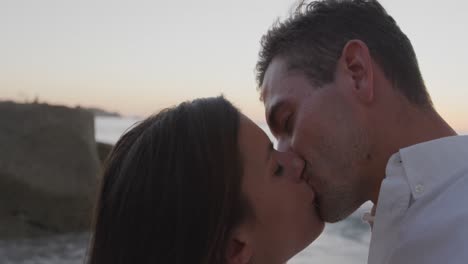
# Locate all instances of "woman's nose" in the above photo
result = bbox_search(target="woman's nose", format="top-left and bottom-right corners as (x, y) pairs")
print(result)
(277, 151), (305, 183)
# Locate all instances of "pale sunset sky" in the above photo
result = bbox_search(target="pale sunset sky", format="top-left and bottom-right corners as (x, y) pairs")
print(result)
(1, 0), (467, 132)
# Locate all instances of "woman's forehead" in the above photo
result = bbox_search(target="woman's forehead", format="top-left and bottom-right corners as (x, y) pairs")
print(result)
(238, 114), (272, 166)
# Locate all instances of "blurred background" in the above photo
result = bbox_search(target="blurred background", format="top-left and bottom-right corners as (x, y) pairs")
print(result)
(0, 0), (466, 263)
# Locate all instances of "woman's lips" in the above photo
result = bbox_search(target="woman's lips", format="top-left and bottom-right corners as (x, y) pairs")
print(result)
(300, 162), (314, 187)
(302, 167), (322, 215)
(300, 163), (317, 202)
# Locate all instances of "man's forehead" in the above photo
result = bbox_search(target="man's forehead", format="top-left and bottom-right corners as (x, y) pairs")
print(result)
(262, 83), (287, 128)
(261, 83), (277, 117)
(260, 57), (289, 107)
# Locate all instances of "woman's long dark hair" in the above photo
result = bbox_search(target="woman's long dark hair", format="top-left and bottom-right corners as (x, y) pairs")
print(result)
(88, 97), (249, 264)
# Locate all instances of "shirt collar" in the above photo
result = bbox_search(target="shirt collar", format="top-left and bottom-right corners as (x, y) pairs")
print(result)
(396, 135), (468, 200)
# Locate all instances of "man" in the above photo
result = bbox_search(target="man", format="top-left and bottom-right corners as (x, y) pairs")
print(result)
(256, 0), (468, 263)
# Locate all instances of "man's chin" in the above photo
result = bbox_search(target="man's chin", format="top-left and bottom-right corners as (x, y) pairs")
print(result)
(317, 202), (356, 223)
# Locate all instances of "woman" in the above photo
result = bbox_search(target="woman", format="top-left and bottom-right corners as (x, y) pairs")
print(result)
(88, 96), (324, 264)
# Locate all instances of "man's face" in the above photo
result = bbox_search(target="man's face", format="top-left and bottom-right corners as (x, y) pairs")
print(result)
(261, 57), (372, 222)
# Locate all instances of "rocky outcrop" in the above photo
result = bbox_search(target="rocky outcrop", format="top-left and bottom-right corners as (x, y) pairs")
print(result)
(96, 142), (113, 164)
(0, 102), (100, 239)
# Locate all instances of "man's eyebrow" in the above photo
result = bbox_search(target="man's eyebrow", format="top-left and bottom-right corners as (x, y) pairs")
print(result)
(267, 101), (284, 135)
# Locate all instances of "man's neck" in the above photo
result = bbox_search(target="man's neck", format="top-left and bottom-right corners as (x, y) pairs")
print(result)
(369, 105), (457, 204)
(390, 106), (456, 151)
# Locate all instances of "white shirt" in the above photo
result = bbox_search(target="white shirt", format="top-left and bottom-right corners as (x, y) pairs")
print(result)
(368, 135), (468, 264)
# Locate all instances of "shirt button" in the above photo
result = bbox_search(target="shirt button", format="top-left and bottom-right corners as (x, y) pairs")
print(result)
(415, 184), (424, 194)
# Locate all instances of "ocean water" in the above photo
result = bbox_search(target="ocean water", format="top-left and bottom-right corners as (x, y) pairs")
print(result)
(0, 116), (371, 264)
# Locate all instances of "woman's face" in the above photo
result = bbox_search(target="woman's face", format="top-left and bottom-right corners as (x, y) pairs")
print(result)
(236, 114), (324, 263)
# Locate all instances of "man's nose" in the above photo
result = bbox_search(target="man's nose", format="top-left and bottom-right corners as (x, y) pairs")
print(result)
(276, 137), (291, 152)
(277, 151), (305, 183)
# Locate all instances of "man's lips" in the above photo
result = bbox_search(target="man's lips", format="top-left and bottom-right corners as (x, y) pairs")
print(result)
(301, 165), (322, 214)
(302, 165), (323, 215)
(300, 162), (318, 203)
(300, 162), (313, 187)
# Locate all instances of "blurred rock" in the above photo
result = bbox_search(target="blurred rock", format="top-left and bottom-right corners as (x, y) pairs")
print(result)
(0, 101), (99, 239)
(96, 142), (113, 164)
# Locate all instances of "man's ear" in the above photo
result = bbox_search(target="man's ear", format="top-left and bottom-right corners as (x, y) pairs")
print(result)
(340, 39), (374, 103)
(225, 229), (254, 264)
